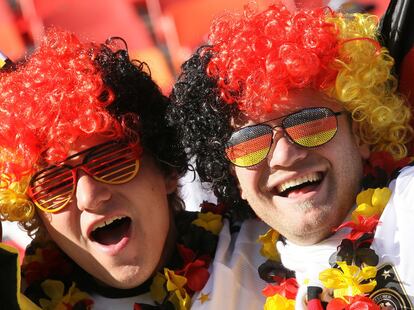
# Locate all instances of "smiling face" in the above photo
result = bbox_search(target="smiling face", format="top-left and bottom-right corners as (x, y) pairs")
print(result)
(37, 135), (177, 288)
(233, 89), (370, 245)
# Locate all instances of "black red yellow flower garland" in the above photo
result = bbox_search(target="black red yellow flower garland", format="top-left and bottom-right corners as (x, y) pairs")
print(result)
(21, 202), (225, 310)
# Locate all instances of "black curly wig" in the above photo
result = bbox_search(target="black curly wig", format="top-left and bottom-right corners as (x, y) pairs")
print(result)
(97, 39), (188, 212)
(169, 48), (254, 219)
(96, 39), (188, 180)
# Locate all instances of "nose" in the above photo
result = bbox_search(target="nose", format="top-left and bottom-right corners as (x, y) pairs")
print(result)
(267, 130), (308, 168)
(75, 170), (111, 212)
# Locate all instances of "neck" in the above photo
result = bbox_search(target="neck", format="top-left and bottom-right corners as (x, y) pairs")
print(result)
(154, 212), (178, 273)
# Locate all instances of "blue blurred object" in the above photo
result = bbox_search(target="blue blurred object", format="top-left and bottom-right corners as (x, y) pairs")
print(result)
(0, 50), (14, 70)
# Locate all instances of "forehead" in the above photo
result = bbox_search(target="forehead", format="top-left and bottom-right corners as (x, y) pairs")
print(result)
(247, 89), (343, 124)
(68, 135), (113, 157)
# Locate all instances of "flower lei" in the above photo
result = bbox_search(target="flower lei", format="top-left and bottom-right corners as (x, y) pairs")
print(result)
(21, 202), (225, 310)
(257, 152), (411, 310)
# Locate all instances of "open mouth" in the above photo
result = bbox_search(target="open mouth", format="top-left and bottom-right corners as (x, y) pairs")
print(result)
(90, 216), (131, 246)
(274, 172), (324, 198)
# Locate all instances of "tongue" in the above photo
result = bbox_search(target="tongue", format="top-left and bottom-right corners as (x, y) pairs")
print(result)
(286, 183), (319, 198)
(92, 218), (131, 246)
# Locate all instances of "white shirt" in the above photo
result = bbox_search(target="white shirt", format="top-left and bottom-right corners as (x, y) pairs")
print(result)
(371, 165), (414, 305)
(192, 218), (268, 309)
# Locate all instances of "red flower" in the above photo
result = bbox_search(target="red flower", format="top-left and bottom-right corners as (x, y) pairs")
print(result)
(176, 244), (211, 293)
(200, 201), (227, 215)
(24, 261), (48, 285)
(327, 296), (380, 310)
(23, 247), (73, 285)
(364, 151), (410, 177)
(335, 216), (379, 241)
(181, 260), (210, 292)
(262, 278), (298, 299)
(178, 243), (197, 263)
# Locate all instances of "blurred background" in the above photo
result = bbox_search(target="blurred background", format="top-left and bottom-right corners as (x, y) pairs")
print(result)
(0, 0), (389, 92)
(0, 0), (390, 259)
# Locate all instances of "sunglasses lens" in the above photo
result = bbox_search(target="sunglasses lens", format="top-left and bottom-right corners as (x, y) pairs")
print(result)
(283, 108), (338, 148)
(29, 141), (140, 213)
(225, 125), (273, 167)
(85, 142), (140, 184)
(29, 167), (74, 212)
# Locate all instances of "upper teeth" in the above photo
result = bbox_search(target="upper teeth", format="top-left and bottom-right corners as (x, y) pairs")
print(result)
(92, 216), (125, 231)
(276, 172), (321, 193)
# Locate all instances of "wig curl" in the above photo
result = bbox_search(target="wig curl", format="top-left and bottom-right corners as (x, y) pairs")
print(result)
(0, 28), (187, 226)
(169, 4), (412, 209)
(207, 5), (339, 115)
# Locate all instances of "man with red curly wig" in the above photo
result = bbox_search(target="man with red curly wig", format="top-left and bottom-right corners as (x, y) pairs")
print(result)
(0, 29), (267, 309)
(170, 2), (414, 309)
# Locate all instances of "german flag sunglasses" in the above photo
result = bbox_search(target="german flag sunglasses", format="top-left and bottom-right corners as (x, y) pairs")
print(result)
(28, 140), (142, 213)
(225, 107), (343, 167)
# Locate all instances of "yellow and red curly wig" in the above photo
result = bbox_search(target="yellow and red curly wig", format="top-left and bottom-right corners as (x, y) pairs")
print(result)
(170, 4), (412, 208)
(207, 4), (411, 158)
(0, 28), (188, 226)
(0, 29), (124, 223)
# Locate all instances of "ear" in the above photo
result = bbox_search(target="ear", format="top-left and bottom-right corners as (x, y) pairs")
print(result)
(239, 185), (246, 200)
(165, 171), (179, 194)
(352, 121), (370, 160)
(229, 165), (247, 200)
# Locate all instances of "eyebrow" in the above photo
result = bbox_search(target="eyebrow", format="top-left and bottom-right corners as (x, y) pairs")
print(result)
(236, 107), (343, 131)
(39, 140), (119, 172)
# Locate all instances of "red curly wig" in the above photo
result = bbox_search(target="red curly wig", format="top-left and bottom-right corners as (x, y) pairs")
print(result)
(0, 29), (123, 180)
(207, 4), (339, 117)
(0, 29), (124, 221)
(205, 3), (411, 159)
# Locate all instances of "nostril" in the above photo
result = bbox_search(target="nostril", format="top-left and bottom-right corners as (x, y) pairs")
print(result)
(268, 135), (308, 168)
(75, 174), (111, 211)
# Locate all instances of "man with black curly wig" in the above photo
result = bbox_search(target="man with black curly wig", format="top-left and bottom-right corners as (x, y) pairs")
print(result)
(0, 28), (267, 309)
(170, 3), (414, 309)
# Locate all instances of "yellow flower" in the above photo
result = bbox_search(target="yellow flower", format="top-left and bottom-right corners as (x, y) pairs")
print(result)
(353, 187), (391, 221)
(64, 285), (90, 306)
(192, 212), (223, 235)
(39, 280), (90, 310)
(151, 269), (190, 307)
(356, 188), (375, 206)
(169, 289), (192, 310)
(198, 292), (210, 304)
(371, 188), (392, 211)
(264, 294), (295, 310)
(165, 268), (187, 294)
(319, 262), (377, 299)
(150, 272), (168, 303)
(258, 229), (280, 261)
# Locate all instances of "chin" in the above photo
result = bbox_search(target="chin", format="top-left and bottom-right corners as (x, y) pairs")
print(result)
(102, 265), (148, 289)
(107, 276), (145, 289)
(287, 219), (334, 245)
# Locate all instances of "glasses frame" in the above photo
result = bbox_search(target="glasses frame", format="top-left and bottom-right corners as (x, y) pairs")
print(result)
(28, 140), (141, 213)
(226, 107), (343, 168)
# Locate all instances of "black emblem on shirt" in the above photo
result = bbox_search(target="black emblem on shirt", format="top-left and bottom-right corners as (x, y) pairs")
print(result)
(369, 264), (413, 309)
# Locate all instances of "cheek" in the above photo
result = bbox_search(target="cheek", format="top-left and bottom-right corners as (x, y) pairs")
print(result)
(324, 130), (364, 192)
(234, 167), (263, 199)
(38, 210), (76, 239)
(124, 177), (170, 225)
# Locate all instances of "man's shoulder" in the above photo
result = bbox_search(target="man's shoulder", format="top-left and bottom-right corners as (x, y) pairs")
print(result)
(389, 163), (414, 191)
